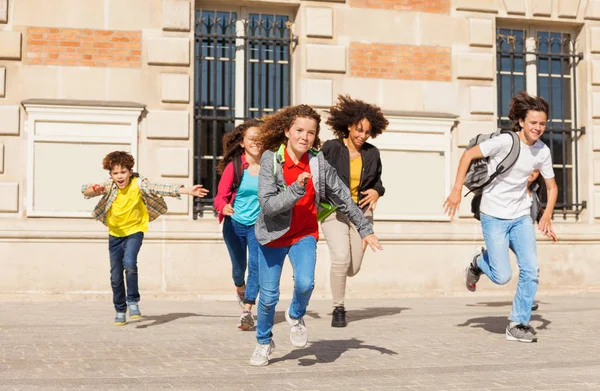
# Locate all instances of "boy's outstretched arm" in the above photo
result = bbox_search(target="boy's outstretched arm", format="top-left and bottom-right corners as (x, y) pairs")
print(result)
(81, 181), (109, 199)
(443, 145), (484, 219)
(179, 184), (209, 198)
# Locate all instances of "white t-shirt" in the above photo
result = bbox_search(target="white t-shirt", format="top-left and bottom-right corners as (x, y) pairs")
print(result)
(478, 133), (554, 219)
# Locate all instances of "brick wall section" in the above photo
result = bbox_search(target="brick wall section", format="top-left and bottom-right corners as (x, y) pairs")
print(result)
(349, 0), (450, 13)
(350, 43), (451, 81)
(25, 27), (141, 67)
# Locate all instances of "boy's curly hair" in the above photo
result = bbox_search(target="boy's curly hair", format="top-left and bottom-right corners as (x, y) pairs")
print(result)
(102, 151), (135, 171)
(326, 95), (389, 139)
(257, 104), (322, 152)
(508, 90), (550, 132)
(217, 118), (263, 174)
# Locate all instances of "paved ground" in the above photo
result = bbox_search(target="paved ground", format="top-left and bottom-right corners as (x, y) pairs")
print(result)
(0, 293), (599, 390)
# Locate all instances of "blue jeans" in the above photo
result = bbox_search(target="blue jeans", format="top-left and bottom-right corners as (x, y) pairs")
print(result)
(256, 236), (317, 344)
(476, 213), (538, 325)
(222, 217), (260, 304)
(108, 232), (144, 312)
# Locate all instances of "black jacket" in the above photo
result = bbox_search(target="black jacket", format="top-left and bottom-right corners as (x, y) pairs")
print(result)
(321, 139), (385, 203)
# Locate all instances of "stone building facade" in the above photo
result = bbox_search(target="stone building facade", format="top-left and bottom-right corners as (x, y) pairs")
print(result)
(1, 0), (599, 298)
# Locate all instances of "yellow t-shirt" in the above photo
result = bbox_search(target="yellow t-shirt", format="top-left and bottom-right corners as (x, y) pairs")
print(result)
(349, 155), (362, 203)
(106, 177), (149, 237)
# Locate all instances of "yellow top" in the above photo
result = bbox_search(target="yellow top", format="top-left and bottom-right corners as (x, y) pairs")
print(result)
(349, 155), (362, 203)
(106, 177), (149, 237)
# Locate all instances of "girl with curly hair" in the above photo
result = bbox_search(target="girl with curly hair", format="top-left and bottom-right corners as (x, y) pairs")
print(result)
(249, 104), (383, 366)
(320, 95), (389, 328)
(443, 91), (558, 343)
(214, 119), (263, 331)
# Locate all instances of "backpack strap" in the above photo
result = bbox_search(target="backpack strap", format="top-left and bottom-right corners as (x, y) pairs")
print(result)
(231, 154), (243, 191)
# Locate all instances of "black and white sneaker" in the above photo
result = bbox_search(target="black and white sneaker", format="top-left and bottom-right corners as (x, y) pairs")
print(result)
(466, 247), (484, 292)
(506, 322), (537, 343)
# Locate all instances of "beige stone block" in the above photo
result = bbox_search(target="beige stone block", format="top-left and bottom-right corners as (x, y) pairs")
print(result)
(423, 82), (459, 114)
(12, 0), (104, 28)
(306, 44), (346, 73)
(594, 158), (600, 184)
(532, 0), (553, 16)
(593, 126), (600, 151)
(0, 143), (4, 173)
(147, 37), (190, 66)
(469, 86), (495, 114)
(306, 7), (333, 38)
(469, 18), (494, 48)
(456, 54), (494, 80)
(420, 13), (468, 47)
(0, 0), (7, 23)
(60, 67), (107, 101)
(302, 79), (333, 108)
(339, 77), (379, 104)
(108, 0), (160, 30)
(455, 0), (499, 13)
(0, 182), (18, 212)
(586, 0), (600, 20)
(338, 8), (417, 45)
(161, 73), (190, 103)
(164, 195), (189, 214)
(0, 67), (5, 97)
(593, 92), (600, 118)
(593, 61), (600, 85)
(502, 0), (526, 15)
(163, 0), (190, 32)
(594, 192), (600, 217)
(9, 65), (58, 101)
(558, 0), (580, 18)
(146, 110), (190, 139)
(158, 147), (189, 177)
(106, 68), (155, 103)
(0, 31), (21, 60)
(0, 106), (19, 135)
(591, 27), (600, 53)
(381, 80), (424, 112)
(457, 121), (496, 147)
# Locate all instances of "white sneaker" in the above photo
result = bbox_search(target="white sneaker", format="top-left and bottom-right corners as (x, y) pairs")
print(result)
(285, 308), (308, 348)
(250, 340), (275, 366)
(238, 310), (255, 331)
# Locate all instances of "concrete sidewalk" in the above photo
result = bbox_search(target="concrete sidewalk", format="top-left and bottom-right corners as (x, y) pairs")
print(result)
(0, 294), (599, 390)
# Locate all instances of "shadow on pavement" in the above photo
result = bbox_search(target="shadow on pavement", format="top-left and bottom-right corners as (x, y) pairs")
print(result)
(456, 314), (551, 334)
(134, 312), (237, 329)
(269, 338), (398, 366)
(466, 301), (548, 308)
(345, 307), (410, 324)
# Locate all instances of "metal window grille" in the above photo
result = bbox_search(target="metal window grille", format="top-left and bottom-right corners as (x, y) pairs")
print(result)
(496, 28), (586, 218)
(193, 10), (296, 219)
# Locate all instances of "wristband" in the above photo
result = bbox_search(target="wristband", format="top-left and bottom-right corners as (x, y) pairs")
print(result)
(91, 184), (99, 193)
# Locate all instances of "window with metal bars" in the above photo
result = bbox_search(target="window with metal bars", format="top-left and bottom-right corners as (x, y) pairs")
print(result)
(193, 8), (296, 219)
(496, 27), (586, 218)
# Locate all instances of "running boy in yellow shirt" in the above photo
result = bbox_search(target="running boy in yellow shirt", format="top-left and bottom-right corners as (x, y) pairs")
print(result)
(82, 151), (208, 325)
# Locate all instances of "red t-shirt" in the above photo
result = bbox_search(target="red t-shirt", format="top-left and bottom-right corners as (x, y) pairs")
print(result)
(266, 149), (319, 248)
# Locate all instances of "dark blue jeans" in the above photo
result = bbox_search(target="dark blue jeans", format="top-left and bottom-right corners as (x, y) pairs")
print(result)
(222, 217), (259, 305)
(108, 232), (144, 312)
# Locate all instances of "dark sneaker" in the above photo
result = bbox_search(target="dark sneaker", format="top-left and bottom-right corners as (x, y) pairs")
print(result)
(114, 312), (126, 326)
(238, 310), (255, 331)
(466, 247), (484, 292)
(127, 303), (142, 319)
(532, 303), (539, 311)
(506, 322), (537, 343)
(250, 340), (275, 366)
(285, 308), (308, 348)
(331, 306), (347, 328)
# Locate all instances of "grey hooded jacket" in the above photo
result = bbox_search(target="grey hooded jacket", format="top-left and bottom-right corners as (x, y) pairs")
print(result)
(254, 149), (374, 245)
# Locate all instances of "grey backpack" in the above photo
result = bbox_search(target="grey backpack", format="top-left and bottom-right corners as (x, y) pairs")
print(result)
(465, 129), (521, 220)
(464, 129), (520, 197)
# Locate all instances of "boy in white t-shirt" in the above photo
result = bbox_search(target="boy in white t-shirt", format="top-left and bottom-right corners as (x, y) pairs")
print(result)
(443, 91), (559, 343)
